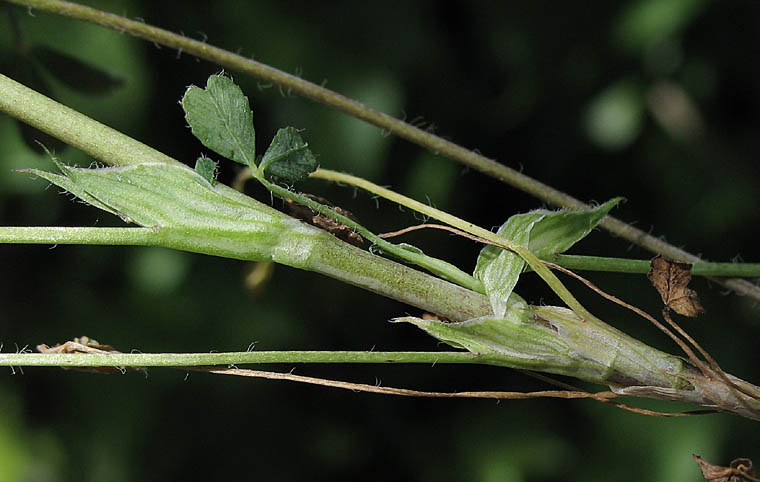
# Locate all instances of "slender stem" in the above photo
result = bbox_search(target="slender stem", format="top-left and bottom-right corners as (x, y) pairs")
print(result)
(259, 176), (483, 292)
(6, 0), (758, 300)
(0, 351), (482, 367)
(0, 73), (178, 167)
(311, 169), (598, 323)
(0, 226), (159, 245)
(303, 227), (494, 321)
(313, 169), (760, 279)
(0, 14), (758, 419)
(0, 73), (491, 322)
(547, 254), (760, 277)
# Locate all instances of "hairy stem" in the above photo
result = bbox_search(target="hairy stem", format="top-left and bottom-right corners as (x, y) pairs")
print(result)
(313, 168), (760, 279)
(5, 0), (758, 300)
(0, 226), (159, 245)
(0, 73), (489, 321)
(0, 350), (483, 367)
(257, 177), (482, 292)
(1, 35), (759, 419)
(0, 76), (175, 167)
(311, 169), (600, 324)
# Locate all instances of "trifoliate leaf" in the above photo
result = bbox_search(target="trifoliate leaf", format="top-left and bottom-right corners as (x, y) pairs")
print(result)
(182, 74), (256, 167)
(194, 155), (218, 184)
(474, 198), (622, 316)
(260, 127), (318, 183)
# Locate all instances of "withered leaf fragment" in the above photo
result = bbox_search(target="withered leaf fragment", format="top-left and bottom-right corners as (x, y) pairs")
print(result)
(421, 312), (451, 323)
(284, 194), (364, 247)
(647, 255), (704, 317)
(693, 455), (757, 482)
(37, 336), (145, 375)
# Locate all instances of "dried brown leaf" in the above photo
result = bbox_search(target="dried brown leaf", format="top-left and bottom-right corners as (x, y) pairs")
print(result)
(421, 312), (451, 322)
(648, 255), (705, 317)
(37, 336), (145, 375)
(694, 455), (758, 482)
(284, 194), (364, 247)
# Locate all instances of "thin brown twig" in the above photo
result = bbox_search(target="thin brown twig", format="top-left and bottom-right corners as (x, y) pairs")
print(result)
(516, 370), (716, 417)
(11, 0), (759, 302)
(191, 366), (614, 400)
(382, 223), (760, 406)
(383, 224), (709, 374)
(189, 366), (707, 417)
(660, 308), (722, 376)
(380, 223), (494, 245)
(382, 223), (711, 370)
(542, 261), (712, 378)
(660, 309), (759, 404)
(545, 261), (760, 406)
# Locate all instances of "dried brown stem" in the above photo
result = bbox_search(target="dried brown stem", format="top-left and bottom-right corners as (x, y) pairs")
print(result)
(190, 367), (706, 417)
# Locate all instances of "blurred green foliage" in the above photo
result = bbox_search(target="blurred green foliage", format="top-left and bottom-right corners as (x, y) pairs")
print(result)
(1, 1), (759, 481)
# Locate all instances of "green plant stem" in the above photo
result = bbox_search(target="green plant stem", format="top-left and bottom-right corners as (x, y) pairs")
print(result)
(0, 73), (491, 321)
(0, 350), (483, 367)
(312, 169), (760, 279)
(2, 29), (760, 420)
(6, 0), (758, 301)
(547, 254), (760, 277)
(310, 169), (602, 323)
(0, 75), (176, 168)
(257, 176), (483, 293)
(0, 226), (159, 245)
(303, 227), (494, 321)
(0, 69), (480, 294)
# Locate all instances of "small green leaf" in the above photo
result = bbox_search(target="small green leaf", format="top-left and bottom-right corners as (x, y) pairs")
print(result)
(182, 74), (256, 167)
(474, 198), (623, 316)
(260, 127), (318, 183)
(31, 46), (124, 95)
(474, 212), (542, 317)
(527, 197), (623, 257)
(194, 155), (218, 184)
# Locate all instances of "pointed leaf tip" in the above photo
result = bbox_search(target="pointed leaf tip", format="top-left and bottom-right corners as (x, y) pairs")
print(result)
(527, 197), (623, 257)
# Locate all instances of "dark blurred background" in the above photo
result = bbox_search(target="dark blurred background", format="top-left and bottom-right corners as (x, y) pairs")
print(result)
(1, 1), (759, 480)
